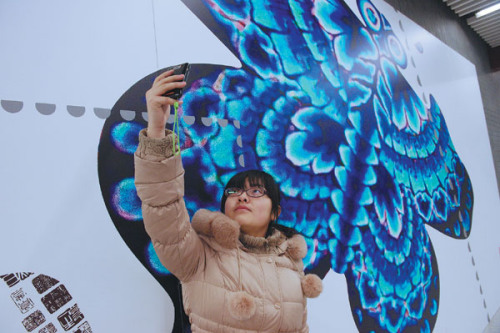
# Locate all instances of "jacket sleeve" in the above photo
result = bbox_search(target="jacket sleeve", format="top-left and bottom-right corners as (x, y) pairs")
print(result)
(134, 129), (205, 282)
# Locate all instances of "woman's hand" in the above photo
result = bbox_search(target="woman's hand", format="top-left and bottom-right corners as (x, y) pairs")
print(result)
(145, 70), (186, 138)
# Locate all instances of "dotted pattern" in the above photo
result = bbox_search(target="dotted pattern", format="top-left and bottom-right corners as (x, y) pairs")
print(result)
(397, 18), (428, 105)
(396, 15), (489, 324)
(1, 100), (246, 167)
(468, 241), (491, 323)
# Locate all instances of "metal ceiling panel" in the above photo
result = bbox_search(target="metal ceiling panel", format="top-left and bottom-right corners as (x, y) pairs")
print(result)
(443, 0), (500, 47)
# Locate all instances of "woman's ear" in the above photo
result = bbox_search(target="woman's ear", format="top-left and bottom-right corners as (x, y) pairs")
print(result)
(272, 206), (281, 221)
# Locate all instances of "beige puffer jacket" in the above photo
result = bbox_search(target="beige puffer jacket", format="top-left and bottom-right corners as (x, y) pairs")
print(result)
(134, 130), (322, 333)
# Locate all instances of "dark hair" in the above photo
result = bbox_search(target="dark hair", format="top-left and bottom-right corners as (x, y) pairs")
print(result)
(220, 170), (298, 238)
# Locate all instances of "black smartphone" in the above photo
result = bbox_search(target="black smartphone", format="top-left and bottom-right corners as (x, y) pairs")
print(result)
(162, 63), (190, 100)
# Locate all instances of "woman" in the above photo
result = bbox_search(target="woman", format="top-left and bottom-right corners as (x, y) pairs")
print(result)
(134, 70), (322, 332)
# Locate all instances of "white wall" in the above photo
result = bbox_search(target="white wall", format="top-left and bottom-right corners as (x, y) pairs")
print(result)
(1, 0), (498, 332)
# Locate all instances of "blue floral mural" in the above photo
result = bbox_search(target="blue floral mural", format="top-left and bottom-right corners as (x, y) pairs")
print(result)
(98, 0), (473, 331)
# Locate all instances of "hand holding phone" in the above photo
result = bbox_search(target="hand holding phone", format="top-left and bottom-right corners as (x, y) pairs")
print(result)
(146, 63), (190, 138)
(162, 63), (190, 100)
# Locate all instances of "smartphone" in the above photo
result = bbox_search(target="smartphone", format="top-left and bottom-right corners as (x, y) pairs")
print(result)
(162, 63), (190, 100)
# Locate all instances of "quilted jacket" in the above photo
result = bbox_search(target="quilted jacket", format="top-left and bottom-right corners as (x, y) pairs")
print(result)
(134, 129), (322, 333)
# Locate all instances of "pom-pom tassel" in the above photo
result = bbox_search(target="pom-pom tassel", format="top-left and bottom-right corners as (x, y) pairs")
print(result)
(301, 274), (323, 298)
(228, 291), (256, 320)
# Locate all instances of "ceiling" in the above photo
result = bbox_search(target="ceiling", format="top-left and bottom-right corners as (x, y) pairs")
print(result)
(442, 0), (500, 47)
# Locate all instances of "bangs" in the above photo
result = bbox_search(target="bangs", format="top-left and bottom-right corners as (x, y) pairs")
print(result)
(221, 170), (281, 216)
(225, 171), (267, 189)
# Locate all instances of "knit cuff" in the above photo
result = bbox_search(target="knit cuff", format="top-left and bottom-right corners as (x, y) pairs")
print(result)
(136, 129), (177, 160)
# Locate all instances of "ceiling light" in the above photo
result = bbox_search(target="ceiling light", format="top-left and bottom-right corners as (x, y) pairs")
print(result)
(475, 3), (500, 18)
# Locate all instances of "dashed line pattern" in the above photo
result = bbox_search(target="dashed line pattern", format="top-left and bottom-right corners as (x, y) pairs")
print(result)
(1, 99), (245, 167)
(397, 16), (489, 324)
(468, 240), (491, 322)
(397, 19), (428, 105)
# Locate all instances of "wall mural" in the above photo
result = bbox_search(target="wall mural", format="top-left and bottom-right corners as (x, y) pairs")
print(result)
(98, 0), (474, 331)
(0, 273), (92, 332)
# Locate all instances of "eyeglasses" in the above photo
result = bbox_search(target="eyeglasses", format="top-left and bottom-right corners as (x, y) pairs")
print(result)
(224, 186), (267, 198)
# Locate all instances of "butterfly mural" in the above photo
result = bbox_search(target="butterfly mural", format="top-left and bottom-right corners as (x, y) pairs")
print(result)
(98, 0), (473, 331)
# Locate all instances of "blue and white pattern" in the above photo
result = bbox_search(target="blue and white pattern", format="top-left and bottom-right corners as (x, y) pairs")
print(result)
(98, 0), (473, 331)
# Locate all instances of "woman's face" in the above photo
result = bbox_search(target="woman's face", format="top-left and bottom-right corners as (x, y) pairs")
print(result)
(223, 179), (277, 237)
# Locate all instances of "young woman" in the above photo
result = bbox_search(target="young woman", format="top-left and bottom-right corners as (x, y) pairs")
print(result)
(134, 70), (322, 332)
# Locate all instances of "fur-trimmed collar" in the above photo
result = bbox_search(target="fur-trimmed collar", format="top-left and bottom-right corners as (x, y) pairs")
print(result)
(240, 229), (284, 248)
(191, 209), (323, 298)
(239, 229), (286, 255)
(191, 209), (307, 260)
